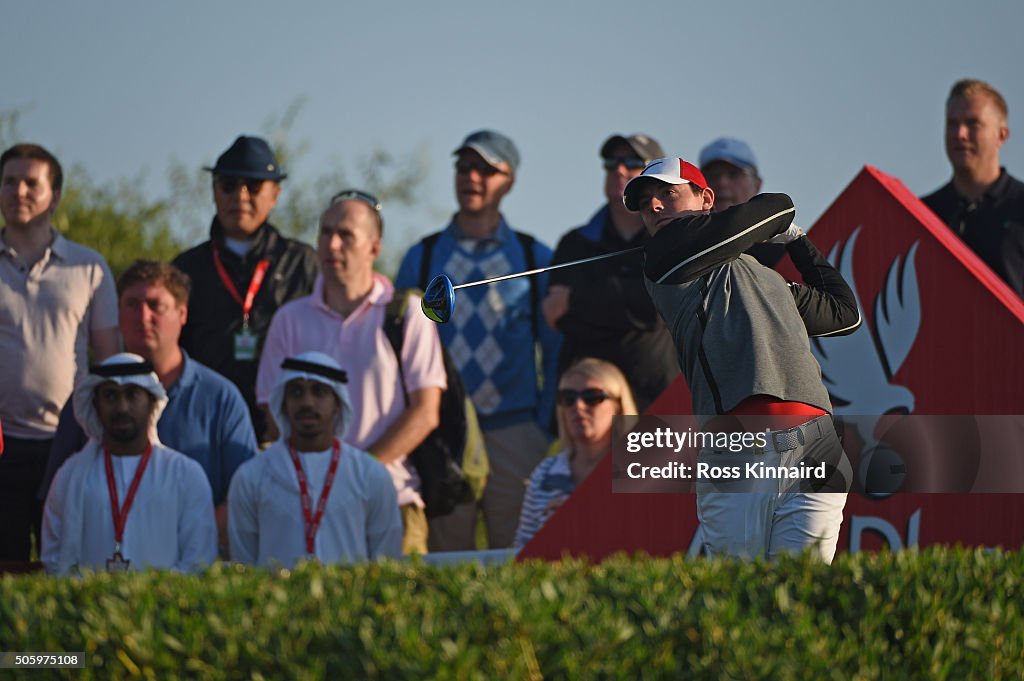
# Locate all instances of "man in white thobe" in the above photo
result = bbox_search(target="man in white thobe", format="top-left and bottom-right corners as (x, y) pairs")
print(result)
(41, 353), (217, 574)
(228, 351), (402, 567)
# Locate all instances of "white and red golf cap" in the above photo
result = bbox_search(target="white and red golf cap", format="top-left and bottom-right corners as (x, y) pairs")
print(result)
(622, 157), (709, 211)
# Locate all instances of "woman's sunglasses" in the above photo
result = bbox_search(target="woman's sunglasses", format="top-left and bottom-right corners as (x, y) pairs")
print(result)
(556, 388), (613, 407)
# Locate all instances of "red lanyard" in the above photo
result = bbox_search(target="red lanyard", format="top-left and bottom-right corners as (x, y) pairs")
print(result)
(104, 443), (154, 550)
(288, 440), (342, 554)
(212, 243), (271, 323)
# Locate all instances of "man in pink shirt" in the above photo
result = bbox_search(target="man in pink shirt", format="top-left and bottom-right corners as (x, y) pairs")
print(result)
(257, 190), (445, 554)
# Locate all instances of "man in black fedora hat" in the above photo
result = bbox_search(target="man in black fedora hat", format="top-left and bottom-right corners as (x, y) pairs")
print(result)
(173, 136), (318, 443)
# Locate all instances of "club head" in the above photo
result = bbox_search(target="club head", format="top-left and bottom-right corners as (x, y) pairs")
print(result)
(421, 274), (455, 323)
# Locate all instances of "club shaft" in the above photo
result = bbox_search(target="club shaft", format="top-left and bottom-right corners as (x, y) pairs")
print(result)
(451, 246), (644, 291)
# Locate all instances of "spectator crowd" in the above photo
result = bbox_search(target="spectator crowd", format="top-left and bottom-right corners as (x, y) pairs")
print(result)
(1, 77), (1020, 573)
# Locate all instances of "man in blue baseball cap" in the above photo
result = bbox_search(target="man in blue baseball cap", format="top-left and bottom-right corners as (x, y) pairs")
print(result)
(173, 136), (318, 443)
(699, 137), (761, 211)
(699, 137), (786, 268)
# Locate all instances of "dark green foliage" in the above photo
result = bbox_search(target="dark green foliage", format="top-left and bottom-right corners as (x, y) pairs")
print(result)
(53, 167), (183, 277)
(1, 548), (1021, 680)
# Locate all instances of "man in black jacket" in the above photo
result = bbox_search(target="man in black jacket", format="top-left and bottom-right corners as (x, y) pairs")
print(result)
(542, 134), (679, 412)
(173, 136), (318, 442)
(921, 79), (1024, 299)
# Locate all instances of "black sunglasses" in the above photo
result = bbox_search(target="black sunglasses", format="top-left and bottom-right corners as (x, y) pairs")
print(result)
(215, 176), (266, 194)
(556, 388), (613, 407)
(602, 157), (647, 171)
(329, 189), (382, 212)
(455, 160), (507, 176)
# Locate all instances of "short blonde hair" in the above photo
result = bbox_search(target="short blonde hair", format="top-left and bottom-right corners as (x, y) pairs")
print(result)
(555, 357), (639, 453)
(949, 79), (1008, 122)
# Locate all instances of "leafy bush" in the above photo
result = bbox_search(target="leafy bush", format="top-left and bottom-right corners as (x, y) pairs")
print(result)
(1, 548), (1020, 680)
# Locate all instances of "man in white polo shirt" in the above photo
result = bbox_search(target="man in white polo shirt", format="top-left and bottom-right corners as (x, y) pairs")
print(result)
(0, 143), (119, 562)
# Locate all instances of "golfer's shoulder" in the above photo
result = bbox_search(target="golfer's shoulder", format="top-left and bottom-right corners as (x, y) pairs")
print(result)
(739, 193), (795, 220)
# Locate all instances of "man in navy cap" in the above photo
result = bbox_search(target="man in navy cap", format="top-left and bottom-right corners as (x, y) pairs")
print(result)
(395, 130), (561, 551)
(173, 136), (318, 442)
(543, 133), (679, 412)
(699, 137), (786, 268)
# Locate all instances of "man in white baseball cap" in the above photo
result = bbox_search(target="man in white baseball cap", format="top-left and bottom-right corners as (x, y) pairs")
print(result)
(41, 353), (217, 574)
(624, 157), (859, 563)
(229, 351), (403, 567)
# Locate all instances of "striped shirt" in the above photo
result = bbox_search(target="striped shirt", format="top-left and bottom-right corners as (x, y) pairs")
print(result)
(513, 451), (575, 550)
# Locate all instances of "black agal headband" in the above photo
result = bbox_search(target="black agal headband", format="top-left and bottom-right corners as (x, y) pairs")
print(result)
(89, 361), (156, 378)
(281, 358), (348, 384)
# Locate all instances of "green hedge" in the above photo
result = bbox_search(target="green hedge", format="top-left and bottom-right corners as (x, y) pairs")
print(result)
(1, 548), (1021, 680)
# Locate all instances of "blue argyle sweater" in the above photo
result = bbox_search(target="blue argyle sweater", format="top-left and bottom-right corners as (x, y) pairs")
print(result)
(395, 217), (561, 431)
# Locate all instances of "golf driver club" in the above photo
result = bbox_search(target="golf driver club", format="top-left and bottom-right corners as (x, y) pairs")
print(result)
(420, 246), (644, 323)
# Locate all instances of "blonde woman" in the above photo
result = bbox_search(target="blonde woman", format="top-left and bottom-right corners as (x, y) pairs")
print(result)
(513, 358), (638, 549)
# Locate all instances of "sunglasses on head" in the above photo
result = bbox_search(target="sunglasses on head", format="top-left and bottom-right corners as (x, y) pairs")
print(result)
(455, 159), (507, 176)
(556, 388), (613, 407)
(215, 176), (266, 194)
(329, 189), (382, 212)
(602, 156), (647, 171)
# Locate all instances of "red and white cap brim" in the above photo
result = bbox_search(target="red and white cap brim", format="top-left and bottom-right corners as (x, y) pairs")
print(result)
(623, 157), (708, 211)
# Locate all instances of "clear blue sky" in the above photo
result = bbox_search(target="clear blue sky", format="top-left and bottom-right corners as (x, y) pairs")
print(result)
(3, 1), (1022, 264)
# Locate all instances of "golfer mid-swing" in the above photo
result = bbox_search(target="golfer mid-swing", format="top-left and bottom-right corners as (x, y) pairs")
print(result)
(623, 157), (860, 563)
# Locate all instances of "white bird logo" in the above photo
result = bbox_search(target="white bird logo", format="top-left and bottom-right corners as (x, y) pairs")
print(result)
(811, 227), (921, 495)
(812, 226), (920, 414)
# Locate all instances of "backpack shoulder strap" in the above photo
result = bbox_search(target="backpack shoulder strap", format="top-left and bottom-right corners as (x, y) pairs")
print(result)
(383, 288), (415, 406)
(418, 232), (443, 292)
(514, 231), (539, 344)
(516, 231), (536, 270)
